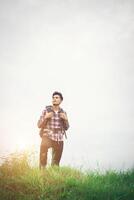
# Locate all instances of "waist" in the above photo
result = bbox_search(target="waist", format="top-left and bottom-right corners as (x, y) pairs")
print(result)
(50, 128), (62, 131)
(43, 128), (63, 133)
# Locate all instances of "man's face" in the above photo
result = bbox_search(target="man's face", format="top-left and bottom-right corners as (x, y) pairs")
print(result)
(52, 95), (62, 106)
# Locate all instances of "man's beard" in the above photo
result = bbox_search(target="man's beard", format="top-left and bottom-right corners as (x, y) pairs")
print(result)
(53, 103), (59, 106)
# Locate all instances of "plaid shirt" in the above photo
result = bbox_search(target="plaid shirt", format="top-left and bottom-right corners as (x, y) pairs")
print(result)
(38, 106), (69, 142)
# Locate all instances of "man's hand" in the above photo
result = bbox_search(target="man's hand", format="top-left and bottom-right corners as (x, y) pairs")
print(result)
(44, 112), (53, 119)
(60, 113), (68, 121)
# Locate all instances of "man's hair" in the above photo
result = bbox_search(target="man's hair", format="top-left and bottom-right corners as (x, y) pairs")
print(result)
(52, 91), (63, 101)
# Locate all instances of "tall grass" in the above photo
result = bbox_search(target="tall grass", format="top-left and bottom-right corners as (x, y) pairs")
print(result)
(0, 151), (133, 200)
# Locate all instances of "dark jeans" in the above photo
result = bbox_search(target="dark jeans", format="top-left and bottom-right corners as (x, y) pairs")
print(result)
(40, 136), (63, 168)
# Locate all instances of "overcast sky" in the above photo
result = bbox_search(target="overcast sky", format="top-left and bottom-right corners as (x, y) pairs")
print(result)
(1, 0), (134, 170)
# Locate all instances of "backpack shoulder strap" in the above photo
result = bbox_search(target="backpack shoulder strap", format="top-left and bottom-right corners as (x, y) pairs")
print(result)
(46, 105), (53, 112)
(59, 107), (65, 113)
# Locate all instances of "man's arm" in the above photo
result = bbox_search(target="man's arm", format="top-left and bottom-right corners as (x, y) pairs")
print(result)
(37, 110), (54, 128)
(37, 110), (47, 128)
(60, 112), (69, 130)
(63, 119), (69, 130)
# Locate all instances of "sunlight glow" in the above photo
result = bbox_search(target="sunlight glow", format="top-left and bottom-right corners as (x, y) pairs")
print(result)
(15, 137), (34, 151)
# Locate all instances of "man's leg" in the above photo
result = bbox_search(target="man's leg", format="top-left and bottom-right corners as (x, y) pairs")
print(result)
(39, 136), (52, 169)
(51, 141), (64, 166)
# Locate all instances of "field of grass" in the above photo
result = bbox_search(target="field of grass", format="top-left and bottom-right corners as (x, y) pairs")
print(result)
(0, 151), (134, 200)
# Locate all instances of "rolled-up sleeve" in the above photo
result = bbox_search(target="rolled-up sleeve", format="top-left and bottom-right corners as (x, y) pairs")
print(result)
(63, 112), (69, 130)
(63, 119), (69, 130)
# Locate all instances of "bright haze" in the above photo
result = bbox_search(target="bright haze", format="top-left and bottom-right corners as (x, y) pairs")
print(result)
(1, 0), (134, 170)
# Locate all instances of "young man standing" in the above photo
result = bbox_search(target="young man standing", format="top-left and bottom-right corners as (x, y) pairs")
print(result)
(37, 91), (69, 168)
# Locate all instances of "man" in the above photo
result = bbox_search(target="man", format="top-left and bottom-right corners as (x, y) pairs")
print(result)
(37, 91), (69, 169)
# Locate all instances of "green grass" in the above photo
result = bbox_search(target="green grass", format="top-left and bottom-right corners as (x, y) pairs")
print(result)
(0, 151), (134, 200)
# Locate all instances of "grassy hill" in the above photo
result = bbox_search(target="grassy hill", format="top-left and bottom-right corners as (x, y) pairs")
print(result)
(0, 151), (133, 200)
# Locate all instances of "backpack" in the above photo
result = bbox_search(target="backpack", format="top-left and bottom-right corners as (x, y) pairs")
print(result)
(39, 105), (65, 137)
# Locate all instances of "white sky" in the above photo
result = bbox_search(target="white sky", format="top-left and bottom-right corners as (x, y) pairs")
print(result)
(1, 0), (134, 170)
